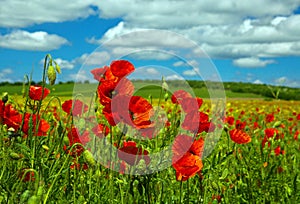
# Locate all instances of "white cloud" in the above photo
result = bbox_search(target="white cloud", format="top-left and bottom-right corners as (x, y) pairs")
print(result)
(94, 0), (300, 28)
(253, 79), (263, 84)
(69, 70), (90, 82)
(233, 57), (276, 68)
(0, 30), (69, 51)
(173, 61), (185, 67)
(165, 74), (184, 80)
(274, 76), (287, 84)
(0, 68), (13, 82)
(0, 0), (95, 27)
(146, 68), (159, 75)
(54, 58), (74, 69)
(87, 1), (300, 66)
(273, 76), (300, 87)
(74, 51), (111, 66)
(40, 51), (111, 71)
(182, 68), (200, 76)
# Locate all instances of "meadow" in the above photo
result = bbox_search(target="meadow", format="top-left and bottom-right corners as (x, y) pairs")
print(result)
(0, 57), (299, 203)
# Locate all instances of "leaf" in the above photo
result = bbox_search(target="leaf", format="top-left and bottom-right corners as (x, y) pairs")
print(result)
(219, 168), (229, 180)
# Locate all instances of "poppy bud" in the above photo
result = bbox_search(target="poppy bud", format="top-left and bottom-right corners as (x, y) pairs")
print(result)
(55, 64), (61, 74)
(2, 92), (8, 103)
(83, 150), (95, 166)
(27, 195), (39, 204)
(47, 65), (56, 85)
(9, 152), (23, 160)
(273, 121), (281, 128)
(42, 145), (49, 151)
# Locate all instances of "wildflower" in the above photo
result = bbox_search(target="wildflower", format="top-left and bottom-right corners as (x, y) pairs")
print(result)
(28, 85), (50, 101)
(235, 120), (246, 130)
(181, 111), (215, 134)
(274, 146), (285, 156)
(62, 99), (88, 116)
(265, 113), (275, 123)
(22, 113), (50, 136)
(171, 90), (192, 104)
(264, 128), (279, 139)
(110, 60), (135, 78)
(64, 127), (90, 157)
(18, 169), (35, 182)
(92, 124), (110, 138)
(179, 97), (203, 113)
(172, 135), (204, 181)
(98, 78), (134, 105)
(118, 141), (150, 166)
(0, 102), (22, 130)
(229, 129), (251, 144)
(109, 95), (154, 129)
(90, 66), (109, 82)
(225, 116), (235, 126)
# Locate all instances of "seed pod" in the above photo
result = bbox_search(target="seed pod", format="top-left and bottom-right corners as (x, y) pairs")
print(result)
(9, 152), (23, 160)
(83, 150), (95, 166)
(55, 64), (61, 74)
(47, 65), (56, 85)
(27, 195), (39, 204)
(42, 145), (49, 151)
(2, 92), (8, 103)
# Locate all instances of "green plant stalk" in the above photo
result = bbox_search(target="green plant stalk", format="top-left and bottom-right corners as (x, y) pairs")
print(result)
(43, 143), (78, 204)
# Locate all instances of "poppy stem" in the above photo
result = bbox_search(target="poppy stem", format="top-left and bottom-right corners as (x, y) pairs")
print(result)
(179, 180), (183, 203)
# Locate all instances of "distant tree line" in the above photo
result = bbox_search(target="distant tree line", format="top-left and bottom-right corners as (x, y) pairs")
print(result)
(1, 80), (299, 100)
(188, 81), (300, 100)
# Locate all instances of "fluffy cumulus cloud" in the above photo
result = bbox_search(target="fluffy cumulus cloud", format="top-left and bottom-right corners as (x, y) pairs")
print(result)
(0, 30), (69, 51)
(89, 0), (300, 67)
(274, 76), (300, 87)
(39, 51), (110, 73)
(233, 57), (276, 68)
(0, 68), (13, 82)
(0, 0), (96, 28)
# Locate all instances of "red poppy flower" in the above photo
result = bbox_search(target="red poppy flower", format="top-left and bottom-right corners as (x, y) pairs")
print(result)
(70, 161), (89, 170)
(92, 124), (110, 138)
(90, 66), (109, 82)
(235, 120), (246, 130)
(110, 95), (154, 129)
(22, 113), (50, 136)
(98, 78), (134, 105)
(171, 90), (192, 104)
(0, 103), (22, 131)
(172, 135), (204, 181)
(181, 111), (215, 134)
(65, 127), (90, 157)
(110, 60), (135, 78)
(225, 116), (235, 126)
(18, 169), (35, 182)
(265, 113), (275, 123)
(29, 85), (50, 101)
(264, 128), (279, 139)
(229, 129), (251, 144)
(212, 195), (222, 203)
(274, 146), (285, 156)
(179, 97), (203, 113)
(68, 127), (90, 146)
(118, 141), (150, 166)
(62, 99), (89, 116)
(297, 113), (300, 120)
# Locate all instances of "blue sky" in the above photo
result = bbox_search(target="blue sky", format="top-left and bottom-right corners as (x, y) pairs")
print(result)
(1, 0), (300, 87)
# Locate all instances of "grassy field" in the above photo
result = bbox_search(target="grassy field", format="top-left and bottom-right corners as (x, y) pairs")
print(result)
(0, 82), (266, 100)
